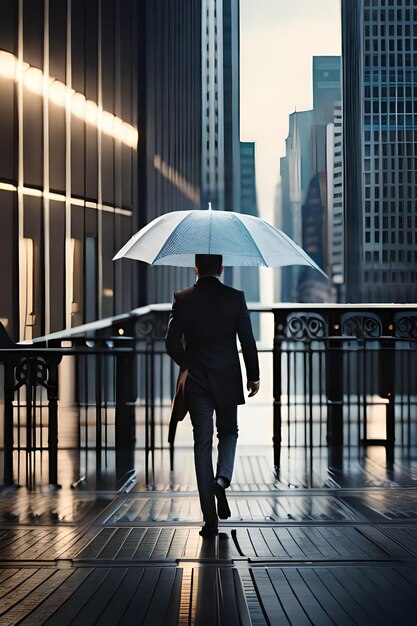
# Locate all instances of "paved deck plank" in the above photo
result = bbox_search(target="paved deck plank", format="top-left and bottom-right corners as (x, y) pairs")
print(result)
(281, 568), (337, 625)
(296, 568), (356, 626)
(1, 569), (74, 626)
(19, 569), (93, 626)
(1, 453), (417, 625)
(79, 568), (139, 626)
(0, 569), (56, 619)
(64, 567), (129, 624)
(0, 562), (415, 625)
(313, 567), (378, 625)
(0, 568), (20, 584)
(119, 567), (165, 624)
(42, 569), (111, 625)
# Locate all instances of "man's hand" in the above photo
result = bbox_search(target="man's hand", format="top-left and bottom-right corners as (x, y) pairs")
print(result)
(247, 380), (260, 397)
(178, 369), (188, 392)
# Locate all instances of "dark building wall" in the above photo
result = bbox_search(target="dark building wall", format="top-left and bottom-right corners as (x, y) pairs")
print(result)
(0, 2), (19, 336)
(239, 141), (259, 336)
(279, 155), (296, 302)
(240, 142), (257, 217)
(343, 0), (417, 302)
(142, 0), (202, 304)
(223, 0), (241, 217)
(342, 0), (364, 303)
(0, 0), (140, 340)
(298, 174), (328, 302)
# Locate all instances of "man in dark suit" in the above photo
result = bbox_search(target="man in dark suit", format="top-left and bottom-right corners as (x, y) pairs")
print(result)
(165, 254), (260, 536)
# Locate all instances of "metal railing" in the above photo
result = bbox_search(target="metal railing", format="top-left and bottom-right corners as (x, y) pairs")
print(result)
(273, 305), (417, 472)
(0, 304), (416, 490)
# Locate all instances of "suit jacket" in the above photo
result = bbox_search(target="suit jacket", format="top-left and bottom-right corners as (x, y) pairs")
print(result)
(165, 276), (259, 408)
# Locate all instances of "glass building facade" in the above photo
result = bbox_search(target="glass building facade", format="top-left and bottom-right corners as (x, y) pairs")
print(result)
(143, 0), (241, 301)
(201, 0), (240, 216)
(0, 0), (140, 340)
(343, 0), (417, 302)
(238, 141), (260, 335)
(140, 0), (202, 304)
(327, 102), (344, 298)
(0, 0), (245, 336)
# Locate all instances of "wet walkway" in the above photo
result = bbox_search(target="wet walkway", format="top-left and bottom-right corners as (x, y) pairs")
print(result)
(1, 447), (417, 624)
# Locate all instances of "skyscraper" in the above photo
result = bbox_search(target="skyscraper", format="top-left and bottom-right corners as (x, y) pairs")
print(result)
(279, 58), (341, 303)
(143, 0), (241, 302)
(239, 141), (259, 336)
(279, 110), (313, 301)
(201, 0), (240, 215)
(312, 56), (341, 178)
(240, 142), (257, 217)
(297, 173), (329, 302)
(297, 56), (340, 303)
(139, 0), (202, 305)
(313, 56), (342, 121)
(327, 101), (344, 300)
(0, 0), (140, 340)
(342, 0), (417, 302)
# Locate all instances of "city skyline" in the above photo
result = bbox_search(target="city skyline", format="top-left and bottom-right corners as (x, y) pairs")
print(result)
(240, 0), (341, 223)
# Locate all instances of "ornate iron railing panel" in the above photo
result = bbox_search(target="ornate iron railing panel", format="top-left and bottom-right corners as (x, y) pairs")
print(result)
(272, 305), (417, 477)
(0, 304), (416, 490)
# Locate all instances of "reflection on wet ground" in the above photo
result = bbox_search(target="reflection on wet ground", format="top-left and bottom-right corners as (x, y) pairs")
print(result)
(0, 444), (417, 623)
(2, 444), (417, 493)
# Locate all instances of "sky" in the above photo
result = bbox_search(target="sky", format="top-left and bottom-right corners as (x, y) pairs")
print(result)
(240, 0), (341, 223)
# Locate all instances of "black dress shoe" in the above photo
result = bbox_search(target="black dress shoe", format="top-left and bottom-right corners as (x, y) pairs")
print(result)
(199, 522), (218, 537)
(213, 478), (231, 519)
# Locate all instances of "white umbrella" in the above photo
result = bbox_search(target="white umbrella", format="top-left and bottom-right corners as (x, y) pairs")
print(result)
(113, 207), (327, 276)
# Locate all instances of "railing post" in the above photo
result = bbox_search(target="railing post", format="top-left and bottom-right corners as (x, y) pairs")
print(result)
(47, 355), (61, 489)
(3, 360), (17, 489)
(115, 350), (137, 482)
(95, 353), (102, 480)
(327, 310), (344, 469)
(273, 311), (284, 475)
(380, 314), (395, 465)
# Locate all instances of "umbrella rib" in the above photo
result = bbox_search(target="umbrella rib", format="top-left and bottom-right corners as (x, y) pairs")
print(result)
(152, 212), (193, 263)
(235, 215), (268, 266)
(261, 219), (328, 276)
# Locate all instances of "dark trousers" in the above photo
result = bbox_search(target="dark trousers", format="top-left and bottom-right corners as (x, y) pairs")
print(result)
(185, 376), (238, 522)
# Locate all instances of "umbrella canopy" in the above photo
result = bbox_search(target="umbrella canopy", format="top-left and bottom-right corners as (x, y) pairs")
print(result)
(113, 208), (327, 276)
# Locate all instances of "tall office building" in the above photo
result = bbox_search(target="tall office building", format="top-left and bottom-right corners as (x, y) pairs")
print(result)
(297, 56), (340, 303)
(240, 142), (257, 217)
(143, 0), (241, 302)
(313, 57), (342, 120)
(0, 0), (140, 341)
(279, 58), (342, 303)
(297, 173), (329, 302)
(279, 110), (313, 301)
(140, 0), (202, 305)
(201, 0), (240, 214)
(342, 0), (417, 302)
(312, 56), (341, 175)
(327, 102), (344, 300)
(201, 0), (240, 288)
(238, 141), (260, 335)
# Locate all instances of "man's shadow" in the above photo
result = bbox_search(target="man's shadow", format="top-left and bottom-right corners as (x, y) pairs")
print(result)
(198, 529), (243, 560)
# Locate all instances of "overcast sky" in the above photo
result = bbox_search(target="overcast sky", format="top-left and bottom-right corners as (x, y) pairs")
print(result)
(240, 0), (341, 222)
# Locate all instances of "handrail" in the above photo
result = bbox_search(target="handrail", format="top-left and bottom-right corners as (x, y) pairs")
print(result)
(1, 303), (416, 492)
(23, 301), (417, 346)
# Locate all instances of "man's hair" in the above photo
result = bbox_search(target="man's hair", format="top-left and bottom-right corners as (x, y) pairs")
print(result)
(195, 254), (223, 276)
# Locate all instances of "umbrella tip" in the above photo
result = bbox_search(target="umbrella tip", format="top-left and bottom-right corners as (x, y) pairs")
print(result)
(208, 202), (212, 210)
